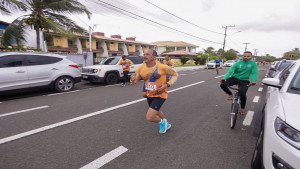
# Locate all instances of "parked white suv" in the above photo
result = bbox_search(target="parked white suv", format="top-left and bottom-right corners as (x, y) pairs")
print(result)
(81, 56), (143, 85)
(251, 60), (300, 169)
(223, 60), (235, 67)
(0, 52), (81, 93)
(206, 60), (223, 69)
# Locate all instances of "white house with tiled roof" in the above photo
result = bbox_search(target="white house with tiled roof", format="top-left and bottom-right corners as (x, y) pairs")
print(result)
(151, 41), (198, 55)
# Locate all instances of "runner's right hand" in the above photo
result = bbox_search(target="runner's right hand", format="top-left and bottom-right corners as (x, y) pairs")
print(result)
(130, 73), (136, 81)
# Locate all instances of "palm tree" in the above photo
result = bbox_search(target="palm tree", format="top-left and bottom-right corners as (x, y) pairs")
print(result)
(0, 0), (26, 15)
(1, 0), (91, 50)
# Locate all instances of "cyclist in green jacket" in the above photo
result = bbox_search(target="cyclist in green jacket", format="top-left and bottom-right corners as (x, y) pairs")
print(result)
(220, 51), (258, 115)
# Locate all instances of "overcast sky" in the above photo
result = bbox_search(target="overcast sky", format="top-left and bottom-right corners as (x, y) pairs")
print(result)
(1, 0), (300, 57)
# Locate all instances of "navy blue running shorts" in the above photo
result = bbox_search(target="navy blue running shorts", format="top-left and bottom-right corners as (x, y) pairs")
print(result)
(147, 97), (166, 111)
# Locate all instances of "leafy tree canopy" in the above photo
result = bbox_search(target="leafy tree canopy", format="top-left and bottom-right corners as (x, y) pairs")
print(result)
(1, 0), (91, 49)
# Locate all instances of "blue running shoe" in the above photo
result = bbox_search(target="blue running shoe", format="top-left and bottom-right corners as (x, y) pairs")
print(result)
(159, 119), (167, 133)
(166, 122), (171, 131)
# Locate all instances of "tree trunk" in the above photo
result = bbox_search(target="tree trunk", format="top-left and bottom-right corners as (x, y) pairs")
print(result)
(35, 27), (40, 50)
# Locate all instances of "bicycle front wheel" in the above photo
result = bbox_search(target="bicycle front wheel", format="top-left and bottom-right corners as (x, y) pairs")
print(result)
(230, 99), (239, 129)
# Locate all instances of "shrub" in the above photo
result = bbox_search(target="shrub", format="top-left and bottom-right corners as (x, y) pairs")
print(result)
(200, 55), (208, 65)
(193, 57), (201, 65)
(180, 56), (190, 65)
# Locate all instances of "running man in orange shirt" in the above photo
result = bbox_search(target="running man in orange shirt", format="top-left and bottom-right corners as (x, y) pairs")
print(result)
(131, 49), (178, 133)
(163, 55), (174, 81)
(119, 55), (133, 87)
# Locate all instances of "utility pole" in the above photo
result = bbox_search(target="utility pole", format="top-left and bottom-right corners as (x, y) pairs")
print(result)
(89, 24), (97, 52)
(253, 49), (258, 61)
(89, 26), (92, 52)
(221, 25), (235, 62)
(243, 42), (250, 52)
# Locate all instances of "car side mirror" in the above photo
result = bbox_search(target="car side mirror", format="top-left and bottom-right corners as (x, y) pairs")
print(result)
(269, 67), (276, 71)
(262, 78), (282, 89)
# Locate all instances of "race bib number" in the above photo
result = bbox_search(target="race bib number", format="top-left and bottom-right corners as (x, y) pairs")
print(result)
(122, 65), (126, 68)
(145, 82), (157, 91)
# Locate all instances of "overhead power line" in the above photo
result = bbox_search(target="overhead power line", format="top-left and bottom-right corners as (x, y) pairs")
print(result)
(145, 0), (223, 35)
(92, 0), (222, 45)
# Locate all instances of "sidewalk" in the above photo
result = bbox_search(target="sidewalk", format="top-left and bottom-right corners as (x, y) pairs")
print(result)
(174, 65), (205, 72)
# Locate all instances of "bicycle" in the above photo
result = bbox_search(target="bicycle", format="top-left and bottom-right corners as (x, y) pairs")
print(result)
(225, 83), (255, 129)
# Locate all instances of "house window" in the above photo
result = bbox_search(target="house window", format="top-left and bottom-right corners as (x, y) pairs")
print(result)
(68, 40), (76, 48)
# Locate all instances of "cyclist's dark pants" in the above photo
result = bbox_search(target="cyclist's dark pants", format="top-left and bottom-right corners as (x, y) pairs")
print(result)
(123, 71), (129, 84)
(220, 77), (250, 109)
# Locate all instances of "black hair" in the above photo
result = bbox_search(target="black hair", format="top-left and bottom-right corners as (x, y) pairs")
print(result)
(150, 49), (158, 57)
(244, 51), (252, 55)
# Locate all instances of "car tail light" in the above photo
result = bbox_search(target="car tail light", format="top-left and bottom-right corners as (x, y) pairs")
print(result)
(69, 65), (79, 69)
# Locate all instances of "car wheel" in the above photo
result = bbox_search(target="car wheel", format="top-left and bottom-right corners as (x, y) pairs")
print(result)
(105, 73), (118, 85)
(251, 129), (264, 169)
(54, 76), (74, 92)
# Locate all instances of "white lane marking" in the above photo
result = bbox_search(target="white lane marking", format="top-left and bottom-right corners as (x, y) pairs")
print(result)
(47, 90), (80, 96)
(0, 106), (49, 118)
(253, 96), (260, 103)
(0, 80), (206, 145)
(168, 81), (205, 93)
(243, 111), (254, 126)
(258, 87), (263, 92)
(179, 74), (187, 76)
(105, 83), (122, 87)
(80, 146), (128, 169)
(214, 75), (224, 78)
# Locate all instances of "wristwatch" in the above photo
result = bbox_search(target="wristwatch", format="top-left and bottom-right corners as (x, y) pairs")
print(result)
(167, 83), (171, 87)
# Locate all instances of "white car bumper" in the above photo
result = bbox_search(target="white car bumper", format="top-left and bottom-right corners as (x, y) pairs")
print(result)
(263, 117), (300, 169)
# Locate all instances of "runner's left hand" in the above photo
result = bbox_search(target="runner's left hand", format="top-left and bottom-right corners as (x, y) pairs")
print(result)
(157, 84), (167, 93)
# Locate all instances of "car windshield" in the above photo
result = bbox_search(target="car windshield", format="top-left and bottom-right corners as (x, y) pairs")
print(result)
(226, 60), (233, 63)
(290, 68), (300, 93)
(278, 62), (291, 71)
(100, 57), (120, 65)
(209, 60), (215, 63)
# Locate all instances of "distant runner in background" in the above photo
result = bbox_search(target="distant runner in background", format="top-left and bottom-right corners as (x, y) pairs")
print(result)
(215, 57), (222, 74)
(163, 55), (174, 81)
(119, 55), (133, 87)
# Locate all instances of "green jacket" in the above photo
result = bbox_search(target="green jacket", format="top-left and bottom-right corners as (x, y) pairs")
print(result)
(223, 60), (258, 82)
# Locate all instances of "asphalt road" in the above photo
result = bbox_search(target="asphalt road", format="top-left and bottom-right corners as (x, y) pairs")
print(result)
(0, 65), (269, 169)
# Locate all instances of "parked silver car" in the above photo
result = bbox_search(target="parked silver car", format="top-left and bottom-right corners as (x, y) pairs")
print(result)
(0, 52), (81, 93)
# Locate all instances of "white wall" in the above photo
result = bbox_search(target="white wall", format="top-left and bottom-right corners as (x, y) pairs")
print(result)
(24, 28), (46, 51)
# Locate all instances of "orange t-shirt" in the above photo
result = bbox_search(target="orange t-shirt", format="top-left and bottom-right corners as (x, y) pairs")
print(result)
(134, 63), (178, 99)
(119, 59), (133, 71)
(163, 59), (174, 68)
